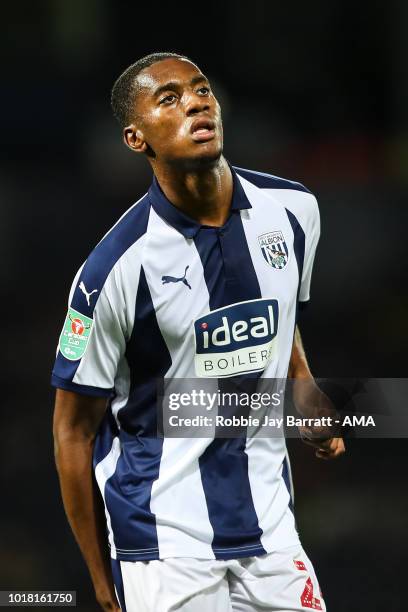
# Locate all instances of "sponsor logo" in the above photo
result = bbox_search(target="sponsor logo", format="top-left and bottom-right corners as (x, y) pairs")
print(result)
(194, 298), (279, 377)
(59, 307), (93, 361)
(162, 265), (192, 290)
(258, 231), (288, 269)
(79, 281), (98, 306)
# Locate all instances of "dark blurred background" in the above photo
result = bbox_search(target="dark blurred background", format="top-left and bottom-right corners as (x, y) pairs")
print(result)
(1, 1), (407, 610)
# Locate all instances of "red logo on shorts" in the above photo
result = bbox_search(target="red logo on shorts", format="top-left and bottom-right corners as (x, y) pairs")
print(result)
(201, 322), (208, 329)
(300, 577), (322, 610)
(294, 560), (307, 571)
(71, 318), (85, 335)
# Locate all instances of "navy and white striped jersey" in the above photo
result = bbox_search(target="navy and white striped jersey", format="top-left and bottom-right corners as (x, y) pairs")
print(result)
(51, 165), (320, 561)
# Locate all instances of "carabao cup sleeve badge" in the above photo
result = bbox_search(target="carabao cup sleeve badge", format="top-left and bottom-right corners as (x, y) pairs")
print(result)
(59, 307), (94, 361)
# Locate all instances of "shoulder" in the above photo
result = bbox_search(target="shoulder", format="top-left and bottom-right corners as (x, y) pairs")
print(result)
(233, 165), (312, 195)
(69, 193), (151, 317)
(234, 165), (319, 231)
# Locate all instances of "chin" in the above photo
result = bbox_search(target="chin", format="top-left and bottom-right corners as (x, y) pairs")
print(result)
(194, 151), (222, 167)
(182, 144), (223, 170)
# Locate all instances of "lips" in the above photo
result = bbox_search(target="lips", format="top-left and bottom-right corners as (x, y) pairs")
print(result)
(190, 117), (216, 142)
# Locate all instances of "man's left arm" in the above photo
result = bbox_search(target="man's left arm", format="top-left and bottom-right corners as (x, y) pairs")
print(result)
(289, 325), (345, 460)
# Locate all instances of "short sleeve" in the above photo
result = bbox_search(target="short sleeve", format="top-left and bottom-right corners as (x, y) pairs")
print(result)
(51, 268), (126, 397)
(298, 195), (320, 304)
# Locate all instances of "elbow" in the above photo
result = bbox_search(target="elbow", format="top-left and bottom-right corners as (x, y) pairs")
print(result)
(52, 422), (96, 473)
(52, 389), (107, 469)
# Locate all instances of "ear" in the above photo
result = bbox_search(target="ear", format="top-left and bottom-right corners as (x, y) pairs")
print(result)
(123, 124), (148, 154)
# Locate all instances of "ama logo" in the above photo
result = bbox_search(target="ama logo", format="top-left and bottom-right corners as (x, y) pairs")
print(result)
(194, 298), (279, 377)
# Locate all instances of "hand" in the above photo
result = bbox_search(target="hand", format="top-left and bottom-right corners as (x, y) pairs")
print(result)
(300, 433), (346, 460)
(292, 377), (345, 459)
(95, 585), (121, 612)
(96, 596), (121, 612)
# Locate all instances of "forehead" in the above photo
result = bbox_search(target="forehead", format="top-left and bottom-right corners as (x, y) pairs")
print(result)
(136, 58), (206, 92)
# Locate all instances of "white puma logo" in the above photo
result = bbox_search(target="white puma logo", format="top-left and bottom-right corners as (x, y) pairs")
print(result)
(79, 281), (98, 306)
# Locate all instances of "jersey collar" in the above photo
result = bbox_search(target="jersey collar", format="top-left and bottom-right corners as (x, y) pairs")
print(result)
(148, 165), (252, 239)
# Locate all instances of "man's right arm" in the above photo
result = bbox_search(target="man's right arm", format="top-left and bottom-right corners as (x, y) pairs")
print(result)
(53, 389), (120, 612)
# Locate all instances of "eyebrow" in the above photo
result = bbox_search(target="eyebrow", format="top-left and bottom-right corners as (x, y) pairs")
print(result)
(153, 74), (208, 98)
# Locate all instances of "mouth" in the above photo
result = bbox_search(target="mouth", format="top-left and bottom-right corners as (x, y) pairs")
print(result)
(190, 117), (216, 142)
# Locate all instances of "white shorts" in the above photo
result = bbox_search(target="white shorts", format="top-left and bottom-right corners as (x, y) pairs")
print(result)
(112, 545), (326, 612)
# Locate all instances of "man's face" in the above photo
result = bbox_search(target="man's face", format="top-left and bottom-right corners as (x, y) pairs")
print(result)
(128, 58), (223, 168)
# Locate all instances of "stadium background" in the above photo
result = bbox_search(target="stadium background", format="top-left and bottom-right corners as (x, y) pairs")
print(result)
(1, 1), (407, 610)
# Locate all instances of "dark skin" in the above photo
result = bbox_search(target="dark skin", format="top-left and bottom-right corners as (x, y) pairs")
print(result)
(123, 57), (232, 227)
(53, 57), (344, 612)
(53, 391), (118, 612)
(288, 327), (345, 460)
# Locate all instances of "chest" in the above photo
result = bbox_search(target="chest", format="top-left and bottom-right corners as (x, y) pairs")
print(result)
(136, 204), (300, 376)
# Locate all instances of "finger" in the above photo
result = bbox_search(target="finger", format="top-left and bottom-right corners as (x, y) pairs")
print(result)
(332, 440), (346, 457)
(338, 438), (346, 453)
(320, 438), (338, 452)
(316, 449), (331, 460)
(329, 438), (346, 456)
(320, 437), (344, 452)
(316, 447), (338, 460)
(316, 440), (345, 460)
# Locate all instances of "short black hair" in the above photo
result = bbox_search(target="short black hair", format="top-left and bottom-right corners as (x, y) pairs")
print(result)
(111, 52), (191, 127)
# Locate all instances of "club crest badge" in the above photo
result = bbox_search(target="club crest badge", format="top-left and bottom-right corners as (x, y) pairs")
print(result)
(258, 231), (289, 269)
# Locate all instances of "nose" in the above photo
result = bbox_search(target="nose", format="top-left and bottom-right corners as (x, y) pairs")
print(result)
(184, 92), (210, 116)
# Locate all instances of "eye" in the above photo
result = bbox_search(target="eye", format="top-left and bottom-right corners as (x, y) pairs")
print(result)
(159, 94), (177, 105)
(197, 86), (210, 95)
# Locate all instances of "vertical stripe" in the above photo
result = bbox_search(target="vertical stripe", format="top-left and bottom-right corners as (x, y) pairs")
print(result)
(243, 435), (298, 552)
(145, 210), (215, 559)
(285, 208), (306, 327)
(222, 180), (299, 552)
(194, 211), (266, 559)
(111, 559), (127, 612)
(103, 266), (172, 560)
(282, 455), (294, 513)
(94, 435), (121, 558)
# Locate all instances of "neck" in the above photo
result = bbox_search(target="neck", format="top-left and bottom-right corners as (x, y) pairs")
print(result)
(151, 156), (233, 227)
